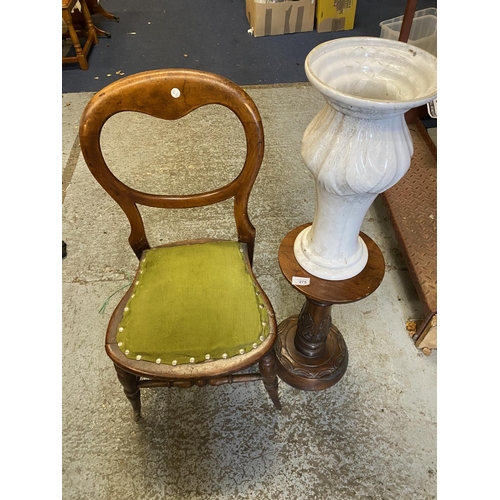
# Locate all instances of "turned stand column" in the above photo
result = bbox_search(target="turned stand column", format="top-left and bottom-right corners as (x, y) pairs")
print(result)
(274, 224), (385, 391)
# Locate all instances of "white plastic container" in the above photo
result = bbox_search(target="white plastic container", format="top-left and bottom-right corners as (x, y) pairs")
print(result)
(379, 8), (437, 56)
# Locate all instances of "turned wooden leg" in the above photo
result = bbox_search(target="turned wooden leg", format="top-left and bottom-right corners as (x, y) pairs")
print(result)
(114, 365), (142, 421)
(294, 299), (333, 357)
(259, 351), (282, 410)
(80, 0), (99, 45)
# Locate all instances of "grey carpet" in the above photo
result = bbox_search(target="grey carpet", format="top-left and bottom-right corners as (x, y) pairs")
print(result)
(62, 0), (437, 93)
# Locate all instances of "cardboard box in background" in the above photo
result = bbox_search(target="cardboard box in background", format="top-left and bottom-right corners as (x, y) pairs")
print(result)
(246, 0), (315, 37)
(316, 0), (357, 33)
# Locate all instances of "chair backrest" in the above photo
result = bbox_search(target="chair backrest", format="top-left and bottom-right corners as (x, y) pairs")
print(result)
(79, 69), (265, 263)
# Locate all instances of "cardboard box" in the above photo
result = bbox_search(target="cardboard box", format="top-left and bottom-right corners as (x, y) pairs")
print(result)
(246, 0), (315, 37)
(315, 0), (357, 33)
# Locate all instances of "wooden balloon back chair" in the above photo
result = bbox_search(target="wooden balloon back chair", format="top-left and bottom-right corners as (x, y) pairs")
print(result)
(79, 69), (281, 421)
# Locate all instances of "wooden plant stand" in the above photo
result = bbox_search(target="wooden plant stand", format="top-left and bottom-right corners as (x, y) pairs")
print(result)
(274, 224), (385, 391)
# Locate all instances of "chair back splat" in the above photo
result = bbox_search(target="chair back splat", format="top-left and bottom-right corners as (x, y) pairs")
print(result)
(79, 69), (281, 421)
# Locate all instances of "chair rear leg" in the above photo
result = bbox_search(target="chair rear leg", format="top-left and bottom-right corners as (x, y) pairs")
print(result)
(259, 351), (282, 410)
(114, 365), (142, 421)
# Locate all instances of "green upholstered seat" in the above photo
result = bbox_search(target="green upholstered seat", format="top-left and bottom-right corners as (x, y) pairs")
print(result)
(116, 241), (270, 366)
(79, 69), (282, 418)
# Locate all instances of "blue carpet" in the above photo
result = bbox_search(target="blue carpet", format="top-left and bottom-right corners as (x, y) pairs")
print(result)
(62, 0), (437, 93)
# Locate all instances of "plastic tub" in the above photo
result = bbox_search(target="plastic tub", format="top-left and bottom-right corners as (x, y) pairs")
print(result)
(380, 8), (437, 56)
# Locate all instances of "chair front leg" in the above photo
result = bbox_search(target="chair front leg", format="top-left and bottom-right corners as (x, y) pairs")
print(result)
(114, 365), (142, 421)
(259, 351), (282, 410)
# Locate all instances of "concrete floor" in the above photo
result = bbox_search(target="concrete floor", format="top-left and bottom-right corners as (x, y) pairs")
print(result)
(62, 84), (437, 499)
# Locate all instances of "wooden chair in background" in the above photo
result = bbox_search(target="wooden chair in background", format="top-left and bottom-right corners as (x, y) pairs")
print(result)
(79, 69), (282, 421)
(62, 0), (98, 70)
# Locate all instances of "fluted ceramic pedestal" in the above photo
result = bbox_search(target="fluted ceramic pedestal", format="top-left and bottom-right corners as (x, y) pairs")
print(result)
(275, 38), (437, 391)
(294, 37), (438, 281)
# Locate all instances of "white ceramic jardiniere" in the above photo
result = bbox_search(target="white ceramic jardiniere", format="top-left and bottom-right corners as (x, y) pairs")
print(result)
(294, 37), (437, 280)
